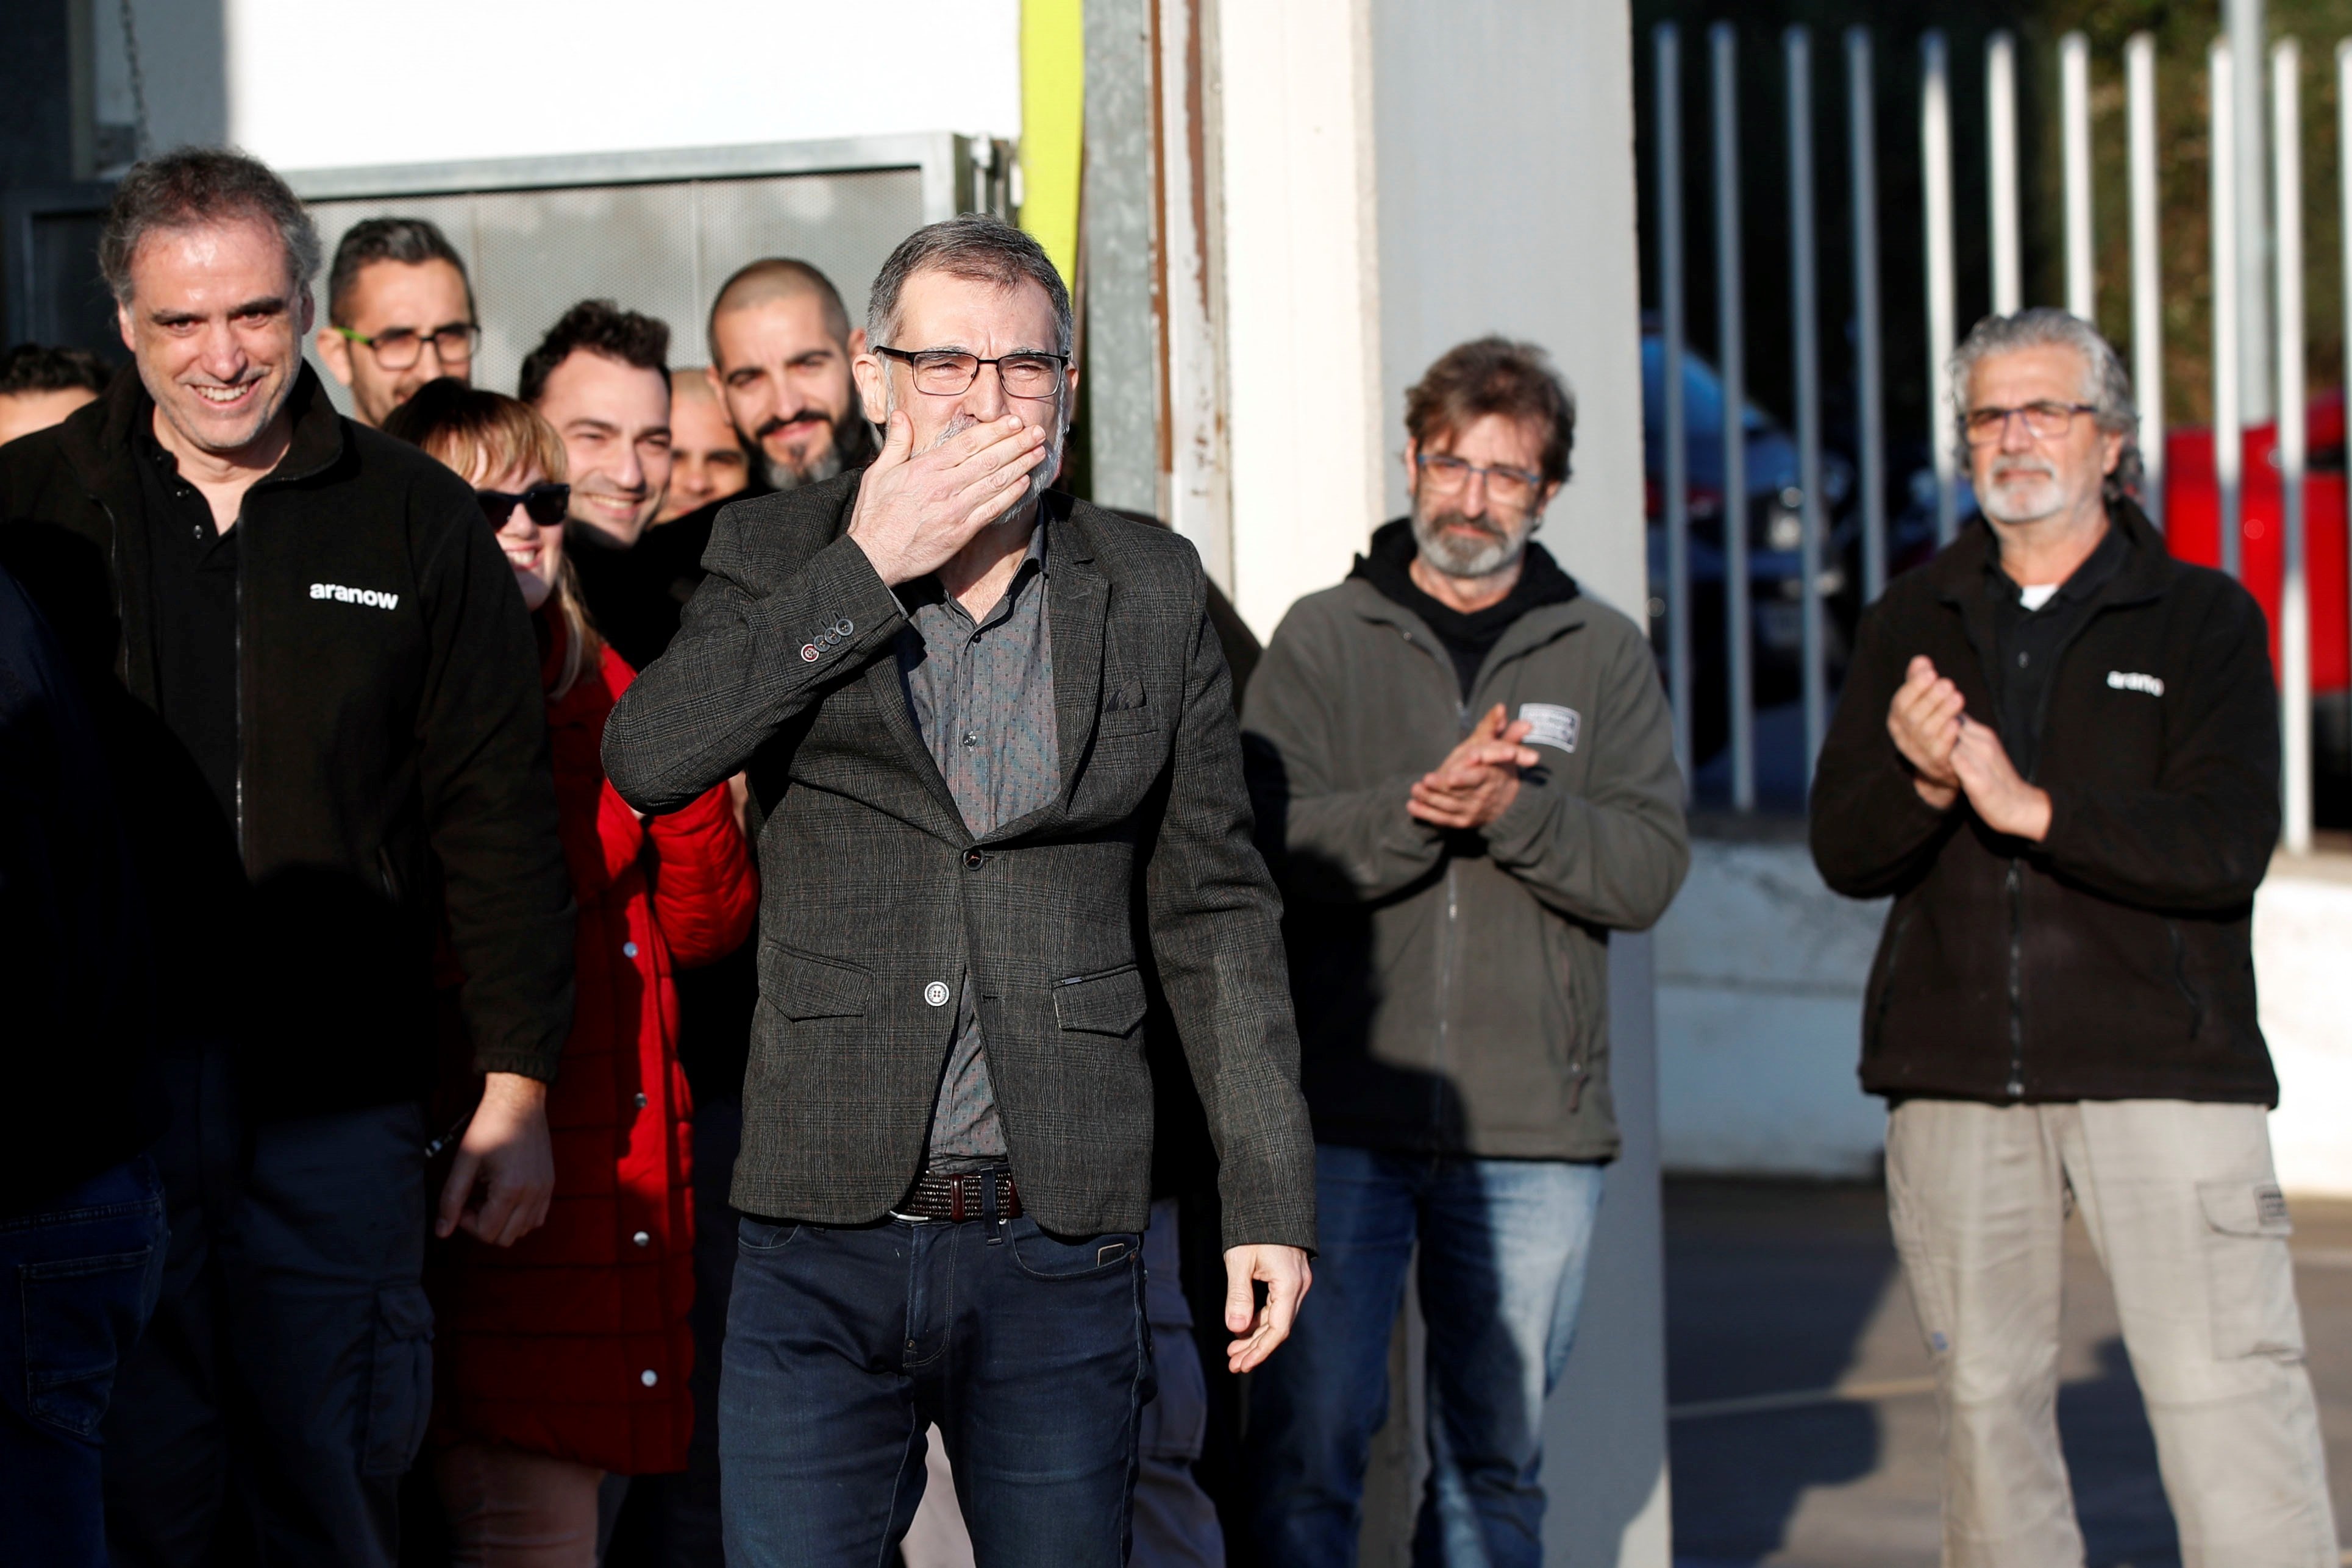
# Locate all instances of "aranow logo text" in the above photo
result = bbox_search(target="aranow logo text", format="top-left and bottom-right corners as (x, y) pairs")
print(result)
(310, 582), (400, 610)
(2106, 670), (2164, 697)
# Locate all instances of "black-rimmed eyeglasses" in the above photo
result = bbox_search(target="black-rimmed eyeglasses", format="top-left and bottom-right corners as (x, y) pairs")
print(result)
(875, 346), (1069, 399)
(335, 322), (482, 371)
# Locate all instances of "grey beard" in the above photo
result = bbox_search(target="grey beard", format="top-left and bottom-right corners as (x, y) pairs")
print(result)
(760, 446), (843, 491)
(1411, 508), (1527, 579)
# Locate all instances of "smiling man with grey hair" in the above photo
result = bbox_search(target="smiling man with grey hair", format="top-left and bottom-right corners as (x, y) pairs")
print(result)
(604, 215), (1316, 1567)
(1811, 308), (2335, 1566)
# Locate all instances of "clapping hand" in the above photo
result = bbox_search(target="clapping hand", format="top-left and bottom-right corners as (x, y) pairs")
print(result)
(1886, 656), (1964, 810)
(1408, 704), (1540, 830)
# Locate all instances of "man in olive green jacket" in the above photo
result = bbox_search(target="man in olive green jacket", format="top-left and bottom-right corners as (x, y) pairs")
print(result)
(1239, 337), (1688, 1567)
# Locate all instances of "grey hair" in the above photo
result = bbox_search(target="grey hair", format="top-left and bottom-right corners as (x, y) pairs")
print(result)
(866, 215), (1075, 360)
(1950, 307), (2144, 505)
(99, 146), (323, 308)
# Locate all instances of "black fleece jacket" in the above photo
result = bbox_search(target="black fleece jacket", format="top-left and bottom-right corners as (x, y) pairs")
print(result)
(1810, 501), (2281, 1106)
(0, 366), (574, 1115)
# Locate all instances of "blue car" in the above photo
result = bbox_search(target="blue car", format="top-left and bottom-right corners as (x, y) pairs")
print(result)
(1641, 330), (1855, 763)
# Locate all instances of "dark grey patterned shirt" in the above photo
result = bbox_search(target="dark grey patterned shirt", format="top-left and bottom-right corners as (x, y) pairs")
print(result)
(896, 521), (1057, 1170)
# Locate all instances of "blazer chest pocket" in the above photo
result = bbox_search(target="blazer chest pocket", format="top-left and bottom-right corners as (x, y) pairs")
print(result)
(1054, 963), (1148, 1036)
(768, 944), (872, 1019)
(1097, 678), (1155, 738)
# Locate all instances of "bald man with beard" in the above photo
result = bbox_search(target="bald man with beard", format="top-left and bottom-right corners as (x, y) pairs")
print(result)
(615, 260), (877, 677)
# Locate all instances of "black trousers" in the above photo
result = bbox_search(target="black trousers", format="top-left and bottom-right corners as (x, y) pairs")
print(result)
(104, 1044), (431, 1568)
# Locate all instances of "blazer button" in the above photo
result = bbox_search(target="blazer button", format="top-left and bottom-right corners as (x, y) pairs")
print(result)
(632, 1230), (651, 1247)
(641, 1369), (659, 1388)
(635, 1092), (649, 1109)
(963, 849), (985, 869)
(622, 941), (639, 958)
(924, 981), (952, 1007)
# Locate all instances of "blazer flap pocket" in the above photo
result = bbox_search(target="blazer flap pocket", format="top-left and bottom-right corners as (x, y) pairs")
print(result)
(771, 946), (874, 1020)
(2198, 1180), (2293, 1238)
(1053, 964), (1147, 1036)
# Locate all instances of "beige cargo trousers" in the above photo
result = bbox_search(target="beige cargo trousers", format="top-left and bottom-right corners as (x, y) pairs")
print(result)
(1886, 1098), (2339, 1568)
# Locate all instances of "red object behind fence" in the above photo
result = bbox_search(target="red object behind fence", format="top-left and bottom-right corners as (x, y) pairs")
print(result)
(2163, 392), (2350, 696)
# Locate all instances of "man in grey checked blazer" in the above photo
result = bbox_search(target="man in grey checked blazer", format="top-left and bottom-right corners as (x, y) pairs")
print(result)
(602, 216), (1315, 1568)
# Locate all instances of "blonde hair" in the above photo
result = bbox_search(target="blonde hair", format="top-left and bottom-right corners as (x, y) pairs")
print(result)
(382, 378), (604, 698)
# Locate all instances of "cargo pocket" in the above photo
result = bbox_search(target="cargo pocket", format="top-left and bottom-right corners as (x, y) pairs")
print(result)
(2198, 1181), (2303, 1360)
(21, 1247), (159, 1439)
(361, 1283), (435, 1475)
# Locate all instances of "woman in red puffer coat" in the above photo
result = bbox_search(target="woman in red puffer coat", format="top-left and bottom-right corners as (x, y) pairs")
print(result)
(387, 382), (758, 1564)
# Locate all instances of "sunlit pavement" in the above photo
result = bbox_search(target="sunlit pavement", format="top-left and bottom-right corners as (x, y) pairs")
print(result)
(1664, 1178), (2352, 1568)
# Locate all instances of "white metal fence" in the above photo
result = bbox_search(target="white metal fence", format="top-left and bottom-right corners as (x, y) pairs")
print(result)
(1649, 23), (2349, 851)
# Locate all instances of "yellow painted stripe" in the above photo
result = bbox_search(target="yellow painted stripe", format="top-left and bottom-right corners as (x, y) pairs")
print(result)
(1019, 0), (1084, 291)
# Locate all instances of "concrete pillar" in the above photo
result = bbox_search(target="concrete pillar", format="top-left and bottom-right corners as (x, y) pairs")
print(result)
(1210, 0), (1670, 1560)
(1214, 0), (1387, 639)
(1082, 0), (1163, 516)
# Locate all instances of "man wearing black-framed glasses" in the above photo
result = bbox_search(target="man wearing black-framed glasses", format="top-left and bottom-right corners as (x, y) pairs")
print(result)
(315, 216), (478, 427)
(605, 214), (1316, 1567)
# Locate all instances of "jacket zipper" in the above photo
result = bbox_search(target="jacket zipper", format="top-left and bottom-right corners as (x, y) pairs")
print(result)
(232, 507), (246, 852)
(1402, 626), (1465, 1139)
(1995, 591), (2128, 1103)
(2005, 858), (2025, 1097)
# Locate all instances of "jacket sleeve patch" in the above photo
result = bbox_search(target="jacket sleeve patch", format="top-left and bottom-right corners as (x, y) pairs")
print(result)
(1518, 702), (1580, 754)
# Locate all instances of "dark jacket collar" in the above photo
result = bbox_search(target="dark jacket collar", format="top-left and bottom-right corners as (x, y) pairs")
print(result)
(63, 360), (347, 499)
(1928, 496), (2170, 612)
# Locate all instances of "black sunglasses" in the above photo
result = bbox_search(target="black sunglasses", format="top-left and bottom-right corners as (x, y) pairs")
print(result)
(476, 483), (569, 528)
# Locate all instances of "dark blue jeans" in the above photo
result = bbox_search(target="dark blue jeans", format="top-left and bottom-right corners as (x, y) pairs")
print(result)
(719, 1205), (1152, 1568)
(1245, 1145), (1604, 1568)
(0, 1156), (168, 1568)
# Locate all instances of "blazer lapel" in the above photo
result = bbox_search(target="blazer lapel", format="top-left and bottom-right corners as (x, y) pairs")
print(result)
(857, 647), (971, 843)
(1048, 526), (1110, 809)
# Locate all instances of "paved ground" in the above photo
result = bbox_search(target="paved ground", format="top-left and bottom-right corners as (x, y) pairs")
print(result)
(1664, 1177), (2352, 1568)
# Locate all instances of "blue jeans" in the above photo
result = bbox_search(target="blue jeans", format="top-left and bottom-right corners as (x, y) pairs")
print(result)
(720, 1206), (1153, 1567)
(0, 1156), (168, 1568)
(1245, 1145), (1605, 1568)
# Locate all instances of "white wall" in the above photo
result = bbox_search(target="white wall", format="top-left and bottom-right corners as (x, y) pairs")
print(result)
(220, 0), (1019, 170)
(1658, 839), (2352, 1200)
(1216, 0), (1386, 641)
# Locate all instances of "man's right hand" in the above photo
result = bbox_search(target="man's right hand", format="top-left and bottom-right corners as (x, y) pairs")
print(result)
(1887, 655), (1964, 810)
(845, 410), (1049, 587)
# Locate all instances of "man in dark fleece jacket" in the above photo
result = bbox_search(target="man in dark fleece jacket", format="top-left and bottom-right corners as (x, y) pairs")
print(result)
(0, 149), (573, 1568)
(1241, 338), (1688, 1567)
(1811, 309), (2335, 1567)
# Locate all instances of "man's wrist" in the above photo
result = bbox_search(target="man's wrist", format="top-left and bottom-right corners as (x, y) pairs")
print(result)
(482, 1071), (549, 1109)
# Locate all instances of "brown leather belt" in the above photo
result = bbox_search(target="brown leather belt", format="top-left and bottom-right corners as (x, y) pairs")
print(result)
(893, 1170), (1022, 1224)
